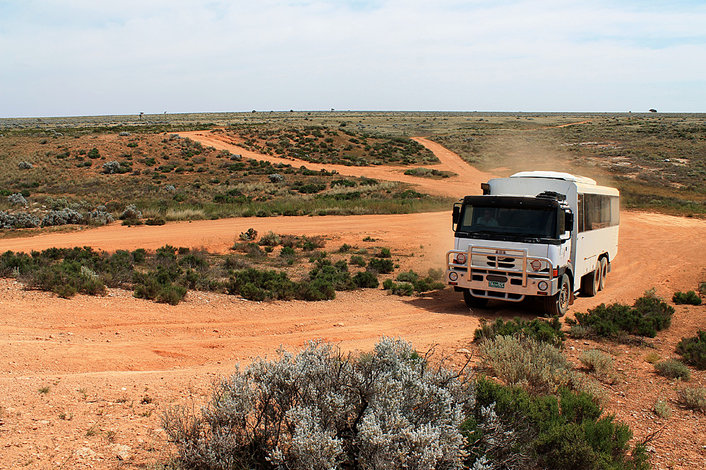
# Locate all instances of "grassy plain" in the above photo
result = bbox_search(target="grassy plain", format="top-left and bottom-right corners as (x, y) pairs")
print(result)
(1, 111), (704, 221)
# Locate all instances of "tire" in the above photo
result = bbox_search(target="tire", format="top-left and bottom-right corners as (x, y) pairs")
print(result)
(545, 274), (570, 317)
(580, 261), (601, 297)
(598, 257), (608, 291)
(463, 289), (488, 308)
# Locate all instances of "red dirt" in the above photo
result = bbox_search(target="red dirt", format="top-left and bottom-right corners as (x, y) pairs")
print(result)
(0, 139), (704, 469)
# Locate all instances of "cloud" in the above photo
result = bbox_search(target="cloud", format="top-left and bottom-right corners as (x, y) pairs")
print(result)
(1, 0), (704, 116)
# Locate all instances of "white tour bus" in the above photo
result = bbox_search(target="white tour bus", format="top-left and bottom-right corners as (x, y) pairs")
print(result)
(446, 171), (619, 316)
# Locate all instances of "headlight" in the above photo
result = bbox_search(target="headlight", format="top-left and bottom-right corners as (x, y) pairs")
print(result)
(449, 272), (459, 281)
(538, 281), (548, 291)
(455, 253), (467, 265)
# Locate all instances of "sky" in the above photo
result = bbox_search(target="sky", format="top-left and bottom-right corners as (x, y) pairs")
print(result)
(1, 0), (705, 117)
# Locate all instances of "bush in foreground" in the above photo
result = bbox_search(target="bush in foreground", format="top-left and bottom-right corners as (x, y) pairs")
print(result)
(163, 338), (471, 469)
(568, 290), (674, 338)
(478, 335), (591, 395)
(676, 330), (706, 370)
(468, 379), (648, 470)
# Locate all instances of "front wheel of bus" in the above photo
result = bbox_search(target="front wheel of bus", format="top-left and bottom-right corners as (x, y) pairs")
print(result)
(598, 257), (608, 291)
(463, 289), (488, 308)
(546, 274), (570, 317)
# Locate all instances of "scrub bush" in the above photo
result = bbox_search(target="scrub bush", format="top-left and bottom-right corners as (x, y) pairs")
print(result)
(0, 211), (41, 229)
(30, 260), (106, 298)
(41, 208), (85, 227)
(133, 268), (187, 305)
(478, 336), (585, 395)
(349, 255), (366, 267)
(367, 257), (393, 274)
(672, 290), (702, 305)
(120, 204), (142, 221)
(86, 207), (114, 225)
(677, 386), (706, 413)
(163, 338), (472, 470)
(579, 350), (617, 383)
(352, 271), (379, 288)
(676, 330), (706, 369)
(468, 379), (648, 470)
(473, 317), (564, 347)
(568, 290), (674, 338)
(7, 193), (28, 207)
(654, 359), (691, 380)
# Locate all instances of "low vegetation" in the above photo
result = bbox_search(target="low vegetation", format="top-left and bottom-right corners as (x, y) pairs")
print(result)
(161, 338), (647, 470)
(221, 125), (438, 166)
(403, 167), (456, 178)
(0, 234), (400, 304)
(672, 290), (702, 305)
(473, 316), (564, 347)
(579, 349), (618, 384)
(676, 330), (706, 369)
(382, 269), (445, 296)
(654, 359), (691, 381)
(567, 290), (674, 339)
(677, 386), (706, 413)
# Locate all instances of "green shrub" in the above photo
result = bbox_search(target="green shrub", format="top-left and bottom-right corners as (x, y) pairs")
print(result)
(474, 317), (564, 347)
(367, 257), (393, 274)
(568, 290), (674, 338)
(469, 379), (648, 470)
(145, 217), (166, 226)
(394, 270), (445, 294)
(672, 290), (702, 305)
(308, 260), (354, 291)
(676, 330), (706, 369)
(352, 271), (379, 288)
(133, 268), (187, 305)
(654, 359), (691, 380)
(259, 231), (281, 246)
(391, 282), (414, 296)
(227, 268), (297, 301)
(677, 386), (706, 412)
(30, 260), (106, 298)
(349, 255), (366, 267)
(280, 246), (295, 258)
(377, 247), (391, 258)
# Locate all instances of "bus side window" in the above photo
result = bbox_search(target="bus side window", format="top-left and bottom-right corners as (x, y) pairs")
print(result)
(578, 194), (585, 232)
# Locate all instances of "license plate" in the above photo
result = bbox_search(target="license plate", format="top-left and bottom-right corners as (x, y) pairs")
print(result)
(488, 280), (505, 289)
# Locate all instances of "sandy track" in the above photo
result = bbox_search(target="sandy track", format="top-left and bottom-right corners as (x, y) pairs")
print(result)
(0, 137), (705, 469)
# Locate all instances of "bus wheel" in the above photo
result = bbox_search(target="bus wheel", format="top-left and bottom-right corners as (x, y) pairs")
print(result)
(598, 257), (608, 291)
(546, 274), (570, 316)
(580, 261), (601, 297)
(463, 289), (488, 308)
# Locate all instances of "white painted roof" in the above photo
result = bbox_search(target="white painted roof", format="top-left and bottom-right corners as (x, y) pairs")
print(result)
(510, 171), (597, 185)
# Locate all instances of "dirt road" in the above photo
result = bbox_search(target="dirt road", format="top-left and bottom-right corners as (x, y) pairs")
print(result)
(0, 138), (704, 469)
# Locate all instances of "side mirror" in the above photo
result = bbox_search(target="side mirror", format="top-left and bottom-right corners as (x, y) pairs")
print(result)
(452, 204), (461, 230)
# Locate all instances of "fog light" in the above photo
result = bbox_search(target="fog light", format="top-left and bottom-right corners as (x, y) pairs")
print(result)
(455, 253), (467, 264)
(538, 281), (548, 291)
(449, 271), (459, 281)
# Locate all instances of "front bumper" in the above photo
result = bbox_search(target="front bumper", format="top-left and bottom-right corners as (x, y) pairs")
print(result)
(445, 247), (557, 302)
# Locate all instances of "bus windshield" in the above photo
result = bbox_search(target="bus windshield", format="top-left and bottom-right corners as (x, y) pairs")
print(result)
(457, 204), (560, 241)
